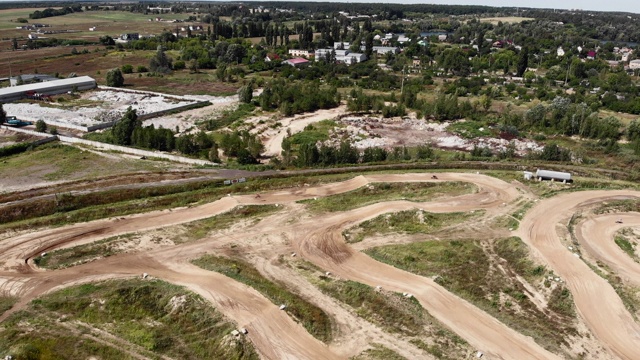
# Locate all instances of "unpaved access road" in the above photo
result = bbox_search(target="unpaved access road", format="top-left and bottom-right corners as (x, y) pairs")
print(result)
(576, 213), (640, 287)
(1, 173), (639, 359)
(516, 191), (640, 360)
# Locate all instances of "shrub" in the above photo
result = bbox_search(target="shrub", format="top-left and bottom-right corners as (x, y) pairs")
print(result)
(121, 64), (133, 74)
(35, 120), (47, 133)
(106, 68), (124, 87)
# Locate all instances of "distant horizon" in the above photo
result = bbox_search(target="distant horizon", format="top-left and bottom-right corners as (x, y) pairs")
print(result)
(0, 0), (637, 15)
(246, 0), (638, 14)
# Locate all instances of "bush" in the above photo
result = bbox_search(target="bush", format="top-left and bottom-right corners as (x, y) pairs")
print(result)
(173, 60), (186, 70)
(136, 65), (148, 73)
(35, 119), (47, 133)
(106, 68), (124, 87)
(121, 64), (133, 74)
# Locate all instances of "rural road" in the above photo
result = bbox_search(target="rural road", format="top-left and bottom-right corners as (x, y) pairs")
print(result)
(1, 172), (639, 359)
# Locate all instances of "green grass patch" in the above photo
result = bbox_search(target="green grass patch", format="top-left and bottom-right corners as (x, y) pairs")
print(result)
(317, 279), (423, 334)
(351, 344), (407, 360)
(301, 181), (475, 213)
(35, 234), (134, 270)
(181, 205), (280, 242)
(0, 172), (356, 232)
(0, 295), (16, 316)
(289, 120), (339, 146)
(192, 255), (332, 343)
(347, 210), (481, 243)
(36, 205), (279, 270)
(596, 199), (640, 214)
(0, 142), (161, 184)
(615, 236), (637, 259)
(447, 120), (491, 139)
(204, 103), (256, 131)
(295, 260), (471, 359)
(0, 279), (258, 360)
(494, 237), (547, 281)
(365, 238), (578, 355)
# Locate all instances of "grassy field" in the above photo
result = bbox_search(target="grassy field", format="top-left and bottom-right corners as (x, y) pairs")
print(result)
(0, 279), (258, 360)
(193, 254), (333, 343)
(300, 181), (476, 213)
(0, 295), (16, 316)
(366, 237), (578, 355)
(0, 143), (162, 183)
(346, 210), (481, 243)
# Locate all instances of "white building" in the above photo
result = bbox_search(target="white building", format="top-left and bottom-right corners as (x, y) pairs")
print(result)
(288, 49), (311, 57)
(557, 47), (565, 57)
(0, 76), (97, 103)
(314, 48), (367, 64)
(629, 59), (640, 70)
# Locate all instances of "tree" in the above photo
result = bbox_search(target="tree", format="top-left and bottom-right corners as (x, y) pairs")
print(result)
(149, 45), (173, 74)
(106, 68), (124, 87)
(516, 47), (529, 77)
(365, 33), (374, 59)
(111, 107), (139, 145)
(35, 119), (47, 132)
(0, 104), (6, 124)
(238, 82), (253, 103)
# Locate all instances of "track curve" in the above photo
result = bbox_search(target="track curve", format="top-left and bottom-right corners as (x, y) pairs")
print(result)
(1, 173), (639, 359)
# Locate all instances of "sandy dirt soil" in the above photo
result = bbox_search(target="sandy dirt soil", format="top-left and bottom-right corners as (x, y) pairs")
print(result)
(516, 192), (640, 360)
(251, 105), (348, 157)
(576, 213), (640, 287)
(1, 173), (639, 359)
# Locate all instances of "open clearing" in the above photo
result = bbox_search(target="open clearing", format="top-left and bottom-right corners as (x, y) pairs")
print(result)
(0, 171), (639, 359)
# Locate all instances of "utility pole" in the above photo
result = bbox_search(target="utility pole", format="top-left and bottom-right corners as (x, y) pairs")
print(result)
(401, 65), (406, 95)
(564, 60), (572, 87)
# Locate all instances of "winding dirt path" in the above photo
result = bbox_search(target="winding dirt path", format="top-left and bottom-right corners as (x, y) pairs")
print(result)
(516, 191), (640, 360)
(576, 213), (640, 287)
(1, 173), (640, 359)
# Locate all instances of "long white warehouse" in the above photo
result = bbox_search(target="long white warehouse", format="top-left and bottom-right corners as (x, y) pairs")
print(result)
(0, 76), (97, 103)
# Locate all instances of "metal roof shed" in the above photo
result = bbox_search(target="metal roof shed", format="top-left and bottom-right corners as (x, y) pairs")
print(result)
(0, 76), (97, 103)
(535, 169), (572, 182)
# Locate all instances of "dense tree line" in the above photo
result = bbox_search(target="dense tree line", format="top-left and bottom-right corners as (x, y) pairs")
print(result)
(259, 79), (340, 116)
(519, 97), (622, 140)
(29, 6), (81, 19)
(107, 107), (219, 160)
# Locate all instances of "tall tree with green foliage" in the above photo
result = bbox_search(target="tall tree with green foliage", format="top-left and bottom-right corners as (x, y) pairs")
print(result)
(112, 107), (139, 145)
(149, 45), (173, 74)
(238, 82), (253, 103)
(106, 68), (124, 87)
(0, 104), (6, 124)
(516, 47), (529, 77)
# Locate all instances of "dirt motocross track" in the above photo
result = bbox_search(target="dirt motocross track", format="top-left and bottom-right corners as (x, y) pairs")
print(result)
(1, 172), (639, 359)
